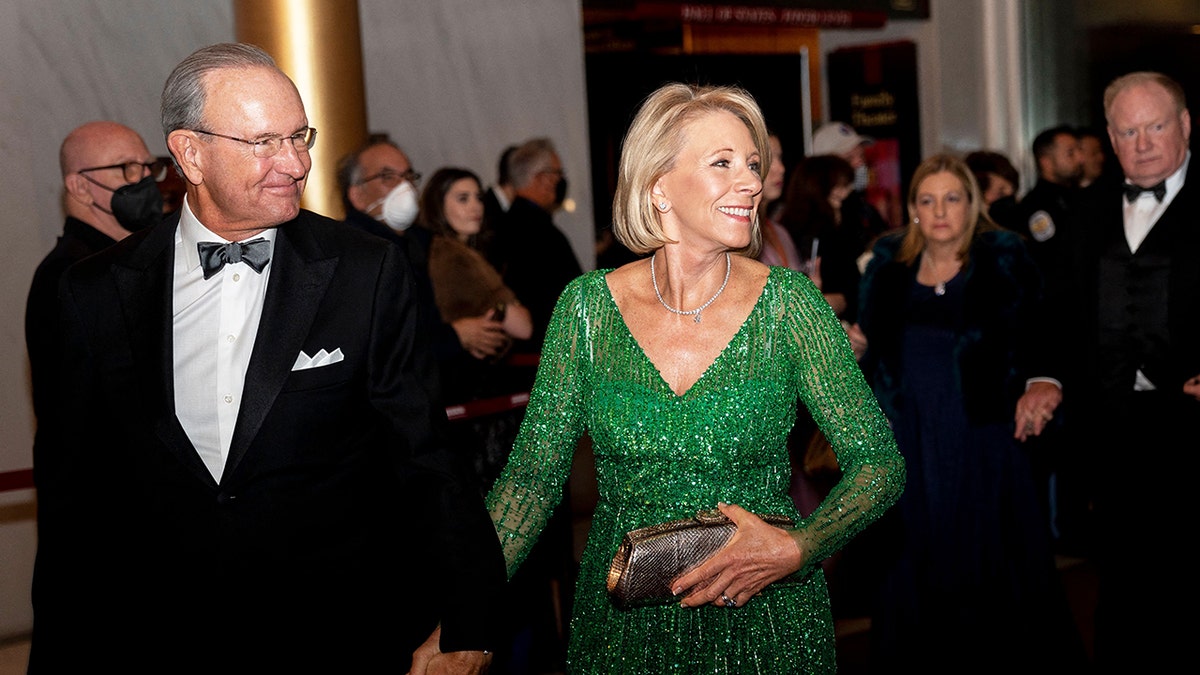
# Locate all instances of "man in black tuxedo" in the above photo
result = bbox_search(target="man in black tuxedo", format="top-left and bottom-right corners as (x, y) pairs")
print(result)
(26, 122), (164, 443)
(487, 137), (582, 351)
(24, 121), (165, 672)
(1041, 70), (1200, 673)
(38, 43), (504, 674)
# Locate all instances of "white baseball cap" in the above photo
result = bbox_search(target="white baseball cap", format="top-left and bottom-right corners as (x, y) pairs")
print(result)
(811, 121), (873, 157)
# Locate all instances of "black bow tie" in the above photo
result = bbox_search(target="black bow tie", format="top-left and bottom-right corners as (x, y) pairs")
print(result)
(197, 238), (272, 280)
(1123, 181), (1167, 203)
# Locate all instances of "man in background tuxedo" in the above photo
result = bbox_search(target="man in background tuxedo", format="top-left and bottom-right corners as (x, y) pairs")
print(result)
(24, 121), (165, 670)
(27, 121), (164, 424)
(36, 42), (503, 674)
(1042, 70), (1199, 673)
(487, 137), (582, 351)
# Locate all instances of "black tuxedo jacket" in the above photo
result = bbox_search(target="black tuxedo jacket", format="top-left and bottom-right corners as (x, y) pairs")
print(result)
(1050, 156), (1200, 399)
(489, 196), (582, 349)
(36, 209), (505, 673)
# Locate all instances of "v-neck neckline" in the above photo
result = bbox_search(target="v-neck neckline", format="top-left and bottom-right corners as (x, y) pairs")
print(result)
(600, 266), (773, 399)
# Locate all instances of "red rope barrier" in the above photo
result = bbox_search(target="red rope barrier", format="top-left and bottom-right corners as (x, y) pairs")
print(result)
(0, 468), (33, 493)
(445, 392), (530, 421)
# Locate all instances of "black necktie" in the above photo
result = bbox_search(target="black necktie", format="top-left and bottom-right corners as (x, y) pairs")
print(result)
(197, 238), (272, 280)
(1123, 181), (1167, 203)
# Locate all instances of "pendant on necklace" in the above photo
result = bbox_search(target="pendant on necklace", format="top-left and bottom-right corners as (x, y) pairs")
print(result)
(693, 312), (702, 324)
(934, 281), (946, 296)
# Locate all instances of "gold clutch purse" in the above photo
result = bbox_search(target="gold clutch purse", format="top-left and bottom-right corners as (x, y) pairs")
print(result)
(605, 509), (795, 609)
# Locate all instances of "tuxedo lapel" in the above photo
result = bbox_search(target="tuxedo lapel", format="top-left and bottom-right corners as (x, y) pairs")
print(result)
(224, 216), (338, 480)
(111, 215), (219, 488)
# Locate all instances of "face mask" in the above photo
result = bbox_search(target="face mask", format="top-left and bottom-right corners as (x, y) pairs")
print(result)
(96, 175), (165, 232)
(367, 180), (418, 232)
(853, 165), (870, 192)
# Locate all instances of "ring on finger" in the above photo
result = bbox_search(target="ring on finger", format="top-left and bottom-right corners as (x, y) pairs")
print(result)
(721, 594), (737, 608)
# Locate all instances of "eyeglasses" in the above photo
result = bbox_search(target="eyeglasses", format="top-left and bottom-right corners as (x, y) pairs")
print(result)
(79, 159), (170, 184)
(190, 126), (317, 158)
(359, 168), (422, 188)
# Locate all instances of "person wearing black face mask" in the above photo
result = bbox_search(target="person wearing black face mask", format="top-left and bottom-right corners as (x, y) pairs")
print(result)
(24, 121), (165, 665)
(77, 166), (166, 232)
(486, 137), (582, 353)
(27, 120), (165, 417)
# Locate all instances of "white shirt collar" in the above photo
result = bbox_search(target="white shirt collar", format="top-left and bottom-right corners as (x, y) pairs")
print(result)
(176, 196), (277, 274)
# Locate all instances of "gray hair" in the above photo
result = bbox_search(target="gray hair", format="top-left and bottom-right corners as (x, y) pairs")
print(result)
(1103, 71), (1188, 125)
(508, 138), (557, 190)
(335, 136), (406, 211)
(160, 42), (278, 140)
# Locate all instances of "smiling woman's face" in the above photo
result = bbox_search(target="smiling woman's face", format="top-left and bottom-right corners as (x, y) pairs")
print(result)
(654, 110), (763, 251)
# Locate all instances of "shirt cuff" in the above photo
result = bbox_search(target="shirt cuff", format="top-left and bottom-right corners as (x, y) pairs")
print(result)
(1025, 377), (1062, 391)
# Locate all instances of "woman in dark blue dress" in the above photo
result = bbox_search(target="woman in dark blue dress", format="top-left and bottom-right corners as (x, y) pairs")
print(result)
(855, 154), (1086, 672)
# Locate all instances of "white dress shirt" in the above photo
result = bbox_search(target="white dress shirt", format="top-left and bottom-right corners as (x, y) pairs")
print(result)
(1123, 151), (1189, 253)
(173, 197), (276, 482)
(1122, 151), (1189, 391)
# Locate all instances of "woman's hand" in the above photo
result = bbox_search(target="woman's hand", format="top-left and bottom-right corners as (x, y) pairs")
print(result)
(451, 312), (508, 360)
(670, 502), (804, 609)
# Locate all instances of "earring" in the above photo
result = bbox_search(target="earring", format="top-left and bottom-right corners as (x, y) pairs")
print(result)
(658, 201), (668, 211)
(913, 217), (920, 224)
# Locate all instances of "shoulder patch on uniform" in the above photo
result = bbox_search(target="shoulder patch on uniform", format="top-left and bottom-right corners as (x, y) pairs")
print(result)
(1027, 210), (1056, 242)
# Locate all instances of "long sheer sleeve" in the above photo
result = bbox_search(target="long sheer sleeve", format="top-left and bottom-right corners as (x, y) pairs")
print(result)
(776, 269), (905, 568)
(485, 275), (590, 578)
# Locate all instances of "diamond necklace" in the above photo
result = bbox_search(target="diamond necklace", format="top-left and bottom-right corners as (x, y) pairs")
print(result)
(651, 251), (731, 323)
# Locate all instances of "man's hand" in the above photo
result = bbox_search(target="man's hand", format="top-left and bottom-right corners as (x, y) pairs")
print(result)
(408, 625), (492, 675)
(1014, 380), (1063, 441)
(1184, 374), (1200, 401)
(451, 312), (508, 360)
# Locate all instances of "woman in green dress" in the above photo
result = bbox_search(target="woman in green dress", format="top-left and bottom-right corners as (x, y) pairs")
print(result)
(485, 83), (905, 674)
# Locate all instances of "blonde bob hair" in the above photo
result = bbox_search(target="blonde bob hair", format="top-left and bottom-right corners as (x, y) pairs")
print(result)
(612, 83), (770, 257)
(895, 153), (997, 266)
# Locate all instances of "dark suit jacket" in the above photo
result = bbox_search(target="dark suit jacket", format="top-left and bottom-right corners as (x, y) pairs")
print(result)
(25, 218), (118, 670)
(38, 209), (505, 673)
(488, 196), (582, 349)
(25, 217), (117, 424)
(341, 207), (465, 392)
(1050, 155), (1200, 399)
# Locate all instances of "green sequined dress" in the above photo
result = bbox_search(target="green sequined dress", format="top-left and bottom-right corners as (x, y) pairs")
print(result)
(486, 266), (904, 674)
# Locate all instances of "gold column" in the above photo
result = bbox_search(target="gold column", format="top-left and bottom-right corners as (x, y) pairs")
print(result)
(235, 0), (367, 220)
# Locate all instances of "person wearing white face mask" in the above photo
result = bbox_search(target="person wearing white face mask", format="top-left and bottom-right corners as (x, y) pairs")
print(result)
(344, 137), (422, 232)
(367, 174), (421, 232)
(337, 137), (511, 369)
(810, 121), (890, 266)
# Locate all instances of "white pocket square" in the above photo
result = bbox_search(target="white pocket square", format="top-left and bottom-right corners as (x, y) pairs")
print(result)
(291, 348), (344, 371)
